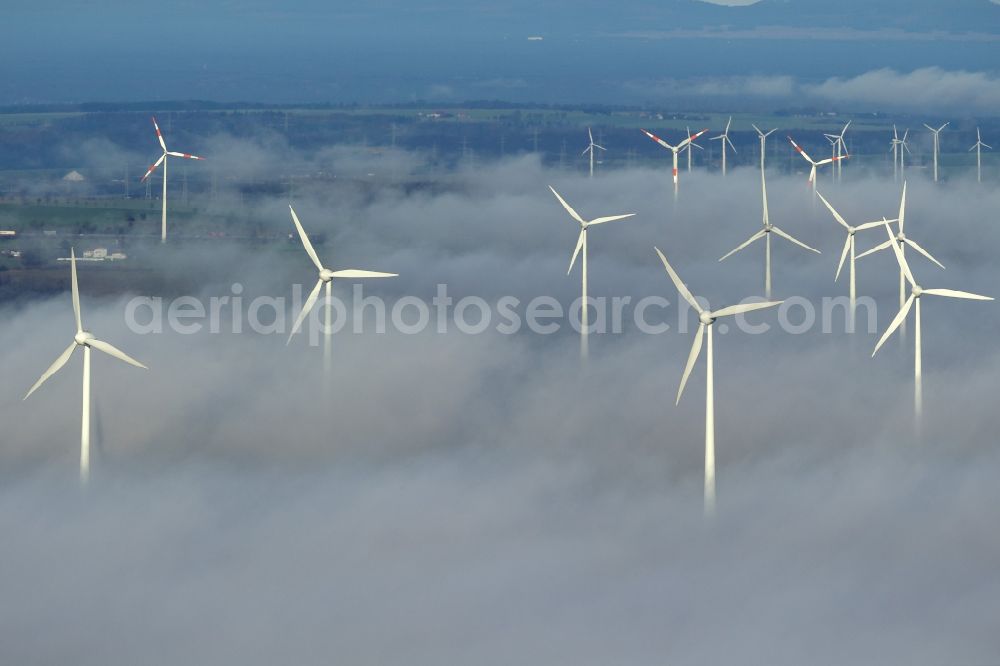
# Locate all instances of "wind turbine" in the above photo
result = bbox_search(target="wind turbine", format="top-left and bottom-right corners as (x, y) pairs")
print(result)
(788, 135), (847, 192)
(816, 191), (893, 316)
(710, 117), (737, 177)
(857, 182), (944, 335)
(549, 186), (635, 358)
(823, 121), (850, 182)
(683, 125), (704, 173)
(287, 206), (397, 359)
(890, 125), (903, 182)
(582, 127), (606, 179)
(898, 128), (911, 179)
(969, 127), (992, 183)
(23, 249), (147, 485)
(655, 247), (782, 516)
(923, 122), (949, 183)
(140, 116), (205, 242)
(719, 167), (819, 298)
(752, 124), (777, 172)
(872, 221), (992, 419)
(641, 127), (709, 197)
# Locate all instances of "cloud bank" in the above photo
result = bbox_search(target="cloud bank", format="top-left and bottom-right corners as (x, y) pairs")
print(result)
(1, 137), (999, 664)
(627, 67), (1000, 114)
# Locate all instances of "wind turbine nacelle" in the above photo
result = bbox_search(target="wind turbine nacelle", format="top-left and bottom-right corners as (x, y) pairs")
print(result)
(320, 269), (335, 282)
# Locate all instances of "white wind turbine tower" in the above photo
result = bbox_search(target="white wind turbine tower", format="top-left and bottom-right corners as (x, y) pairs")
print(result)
(656, 247), (782, 516)
(710, 117), (737, 177)
(969, 127), (992, 183)
(923, 122), (949, 183)
(23, 249), (148, 485)
(287, 206), (397, 373)
(872, 221), (992, 419)
(582, 127), (606, 179)
(140, 116), (205, 242)
(641, 127), (709, 197)
(752, 124), (777, 172)
(788, 135), (847, 193)
(683, 125), (704, 173)
(719, 165), (819, 298)
(857, 182), (944, 339)
(549, 186), (635, 358)
(816, 192), (893, 319)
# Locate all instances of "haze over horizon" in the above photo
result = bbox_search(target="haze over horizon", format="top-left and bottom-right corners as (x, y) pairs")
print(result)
(2, 0), (999, 107)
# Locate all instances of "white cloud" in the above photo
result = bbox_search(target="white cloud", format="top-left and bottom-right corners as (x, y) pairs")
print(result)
(804, 67), (1000, 113)
(625, 67), (1000, 113)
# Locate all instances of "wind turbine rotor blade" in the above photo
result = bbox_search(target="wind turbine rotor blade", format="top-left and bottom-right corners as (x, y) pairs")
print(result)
(835, 236), (851, 282)
(288, 205), (325, 272)
(151, 116), (167, 151)
(588, 127), (593, 143)
(678, 128), (709, 150)
(898, 182), (907, 232)
(855, 239), (893, 260)
(726, 136), (737, 152)
(771, 226), (820, 253)
(921, 288), (993, 301)
(548, 186), (586, 225)
(939, 122), (950, 132)
(856, 218), (894, 231)
(140, 154), (165, 182)
(718, 229), (766, 262)
(873, 293), (915, 356)
(88, 338), (148, 369)
(654, 247), (703, 314)
(923, 123), (935, 132)
(287, 279), (324, 343)
(885, 224), (916, 288)
(641, 129), (673, 150)
(788, 136), (815, 164)
(166, 151), (205, 160)
(567, 229), (585, 274)
(904, 239), (945, 270)
(816, 192), (850, 230)
(983, 142), (993, 150)
(676, 323), (705, 405)
(752, 123), (763, 136)
(593, 144), (606, 151)
(710, 300), (783, 319)
(581, 146), (591, 157)
(23, 342), (77, 400)
(329, 269), (398, 279)
(587, 213), (636, 226)
(809, 165), (817, 183)
(70, 248), (82, 332)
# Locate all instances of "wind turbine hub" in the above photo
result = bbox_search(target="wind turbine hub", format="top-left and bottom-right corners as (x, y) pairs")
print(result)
(897, 232), (906, 242)
(319, 268), (335, 282)
(699, 312), (715, 326)
(764, 226), (772, 233)
(74, 331), (94, 346)
(848, 227), (856, 235)
(912, 285), (923, 297)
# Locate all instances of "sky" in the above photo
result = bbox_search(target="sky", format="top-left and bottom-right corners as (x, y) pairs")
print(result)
(1, 133), (1000, 661)
(1, 1), (999, 106)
